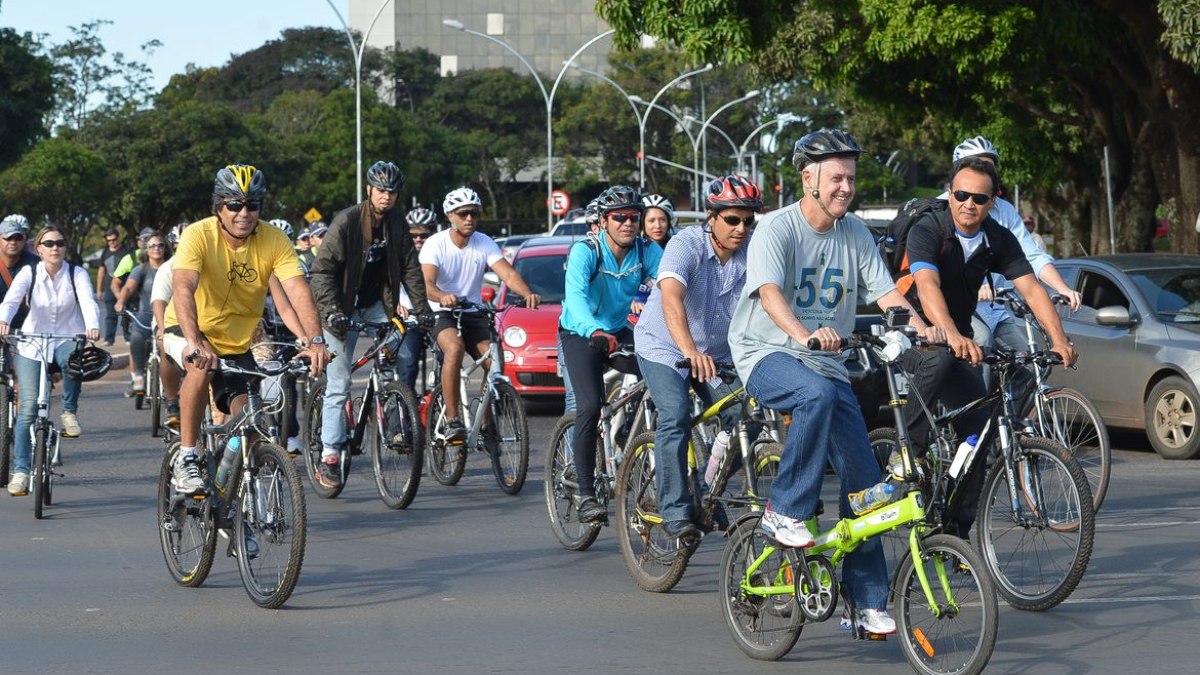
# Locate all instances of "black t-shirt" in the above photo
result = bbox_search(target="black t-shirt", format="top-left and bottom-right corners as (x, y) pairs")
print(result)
(903, 211), (1033, 337)
(356, 221), (387, 309)
(0, 250), (40, 328)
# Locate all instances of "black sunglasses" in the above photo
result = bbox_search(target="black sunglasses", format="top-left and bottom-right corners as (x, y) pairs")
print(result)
(104, 237), (119, 243)
(146, 243), (167, 249)
(409, 232), (432, 239)
(3, 234), (27, 241)
(222, 199), (263, 213)
(719, 214), (756, 228)
(454, 209), (481, 219)
(609, 212), (642, 224)
(952, 190), (992, 206)
(39, 239), (67, 248)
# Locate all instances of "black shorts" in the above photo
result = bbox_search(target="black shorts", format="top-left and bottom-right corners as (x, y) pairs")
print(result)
(163, 326), (255, 415)
(432, 310), (492, 348)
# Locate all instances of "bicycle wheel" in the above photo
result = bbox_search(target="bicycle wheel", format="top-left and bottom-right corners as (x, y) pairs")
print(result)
(976, 435), (1094, 611)
(488, 381), (529, 495)
(425, 384), (466, 486)
(32, 426), (48, 519)
(157, 443), (216, 586)
(544, 414), (604, 551)
(148, 357), (162, 437)
(0, 383), (11, 486)
(370, 381), (423, 509)
(719, 515), (804, 660)
(615, 432), (695, 593)
(894, 533), (998, 675)
(233, 442), (307, 609)
(301, 378), (348, 499)
(1028, 388), (1111, 512)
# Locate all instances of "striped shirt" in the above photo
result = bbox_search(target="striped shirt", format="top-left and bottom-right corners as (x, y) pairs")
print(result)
(634, 225), (747, 378)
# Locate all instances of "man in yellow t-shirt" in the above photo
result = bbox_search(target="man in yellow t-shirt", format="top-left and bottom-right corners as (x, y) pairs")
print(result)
(163, 164), (331, 495)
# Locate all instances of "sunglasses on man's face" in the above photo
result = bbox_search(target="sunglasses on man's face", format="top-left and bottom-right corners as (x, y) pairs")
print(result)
(951, 190), (992, 206)
(39, 239), (67, 248)
(608, 212), (641, 225)
(3, 234), (27, 242)
(222, 199), (263, 213)
(105, 237), (119, 243)
(454, 209), (481, 220)
(719, 214), (756, 228)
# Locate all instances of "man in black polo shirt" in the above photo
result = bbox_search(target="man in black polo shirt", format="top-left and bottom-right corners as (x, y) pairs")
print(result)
(898, 155), (1077, 537)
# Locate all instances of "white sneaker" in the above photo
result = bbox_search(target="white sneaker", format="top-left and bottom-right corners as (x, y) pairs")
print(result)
(172, 454), (205, 495)
(760, 507), (815, 548)
(286, 436), (302, 455)
(7, 472), (29, 496)
(61, 412), (82, 438)
(851, 608), (897, 635)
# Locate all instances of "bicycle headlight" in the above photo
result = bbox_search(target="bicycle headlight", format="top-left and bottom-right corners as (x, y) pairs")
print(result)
(503, 326), (527, 347)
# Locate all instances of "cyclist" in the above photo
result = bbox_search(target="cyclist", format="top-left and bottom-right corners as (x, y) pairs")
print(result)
(634, 176), (760, 539)
(114, 231), (169, 398)
(309, 223), (327, 253)
(641, 193), (675, 249)
(730, 129), (938, 635)
(395, 206), (438, 391)
(295, 227), (316, 273)
(162, 164), (330, 495)
(0, 225), (101, 494)
(111, 227), (156, 395)
(0, 215), (39, 331)
(309, 161), (430, 488)
(96, 227), (129, 346)
(422, 186), (541, 443)
(151, 223), (188, 429)
(558, 184), (661, 524)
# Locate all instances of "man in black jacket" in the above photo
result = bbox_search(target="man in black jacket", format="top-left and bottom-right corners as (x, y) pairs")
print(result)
(309, 161), (430, 489)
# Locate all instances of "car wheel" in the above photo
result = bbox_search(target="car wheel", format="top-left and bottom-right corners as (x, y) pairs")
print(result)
(1145, 376), (1200, 459)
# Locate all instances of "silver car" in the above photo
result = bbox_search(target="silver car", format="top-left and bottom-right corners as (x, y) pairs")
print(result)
(1050, 254), (1200, 458)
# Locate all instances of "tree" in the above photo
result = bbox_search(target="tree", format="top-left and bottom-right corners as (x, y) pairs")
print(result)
(0, 137), (110, 254)
(49, 20), (161, 131)
(0, 27), (54, 168)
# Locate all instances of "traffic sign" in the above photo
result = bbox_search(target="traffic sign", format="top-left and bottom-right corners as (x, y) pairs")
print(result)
(548, 190), (571, 217)
(303, 208), (323, 224)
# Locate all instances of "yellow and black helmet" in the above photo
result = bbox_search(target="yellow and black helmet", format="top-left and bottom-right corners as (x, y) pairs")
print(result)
(213, 164), (268, 200)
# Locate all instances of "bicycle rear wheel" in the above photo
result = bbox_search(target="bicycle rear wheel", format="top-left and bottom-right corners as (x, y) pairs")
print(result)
(234, 442), (307, 609)
(148, 357), (162, 437)
(894, 533), (998, 675)
(157, 443), (216, 587)
(719, 515), (804, 660)
(32, 426), (48, 519)
(370, 381), (423, 509)
(301, 378), (348, 499)
(0, 383), (11, 486)
(425, 384), (466, 486)
(976, 435), (1094, 611)
(544, 414), (604, 551)
(488, 382), (529, 495)
(615, 432), (695, 593)
(1028, 387), (1111, 512)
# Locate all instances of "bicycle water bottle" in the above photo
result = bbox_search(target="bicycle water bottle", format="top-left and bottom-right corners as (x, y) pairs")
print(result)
(215, 436), (241, 492)
(705, 430), (730, 485)
(948, 434), (980, 479)
(848, 481), (897, 515)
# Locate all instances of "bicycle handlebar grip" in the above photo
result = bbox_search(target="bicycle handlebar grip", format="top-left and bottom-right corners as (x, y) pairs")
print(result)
(1051, 294), (1070, 306)
(806, 336), (849, 351)
(674, 358), (690, 369)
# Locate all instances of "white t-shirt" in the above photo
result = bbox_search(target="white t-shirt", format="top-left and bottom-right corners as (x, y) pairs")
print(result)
(151, 256), (175, 304)
(418, 230), (503, 311)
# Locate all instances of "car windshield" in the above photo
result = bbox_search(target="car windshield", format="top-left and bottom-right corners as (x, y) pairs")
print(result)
(1130, 267), (1200, 323)
(512, 254), (566, 304)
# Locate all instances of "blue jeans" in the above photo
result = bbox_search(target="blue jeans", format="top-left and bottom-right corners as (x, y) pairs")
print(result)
(320, 301), (388, 450)
(13, 344), (81, 474)
(394, 325), (426, 393)
(639, 356), (741, 523)
(746, 352), (888, 609)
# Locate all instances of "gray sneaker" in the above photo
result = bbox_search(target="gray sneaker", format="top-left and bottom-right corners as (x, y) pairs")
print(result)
(172, 455), (205, 495)
(7, 472), (29, 496)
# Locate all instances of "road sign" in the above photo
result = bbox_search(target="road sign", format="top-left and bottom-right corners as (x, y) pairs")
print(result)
(548, 190), (571, 217)
(304, 208), (323, 224)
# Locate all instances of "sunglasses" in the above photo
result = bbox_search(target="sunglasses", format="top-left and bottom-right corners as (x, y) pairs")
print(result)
(3, 234), (27, 241)
(719, 214), (756, 228)
(39, 239), (67, 248)
(410, 232), (432, 240)
(454, 209), (481, 219)
(105, 237), (119, 243)
(146, 243), (167, 249)
(609, 212), (642, 225)
(952, 190), (992, 206)
(222, 199), (263, 213)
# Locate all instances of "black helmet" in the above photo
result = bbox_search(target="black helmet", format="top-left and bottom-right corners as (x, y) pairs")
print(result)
(366, 161), (405, 192)
(792, 129), (864, 170)
(594, 185), (644, 216)
(67, 344), (112, 382)
(213, 164), (268, 200)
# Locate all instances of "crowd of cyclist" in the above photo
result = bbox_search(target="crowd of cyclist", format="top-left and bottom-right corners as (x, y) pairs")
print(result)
(0, 126), (1085, 638)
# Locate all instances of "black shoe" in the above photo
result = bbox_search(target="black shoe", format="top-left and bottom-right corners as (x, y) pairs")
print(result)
(445, 418), (467, 444)
(663, 519), (700, 540)
(709, 501), (730, 533)
(317, 456), (343, 489)
(574, 495), (608, 524)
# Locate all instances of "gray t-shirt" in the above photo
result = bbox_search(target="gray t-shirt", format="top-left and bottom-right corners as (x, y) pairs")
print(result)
(729, 203), (894, 383)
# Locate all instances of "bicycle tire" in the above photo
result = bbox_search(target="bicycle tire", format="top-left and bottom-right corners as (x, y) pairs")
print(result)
(976, 435), (1094, 611)
(867, 428), (915, 572)
(148, 357), (162, 437)
(233, 442), (307, 609)
(277, 372), (295, 448)
(44, 429), (56, 505)
(0, 383), (11, 486)
(544, 414), (604, 551)
(425, 384), (466, 486)
(157, 443), (216, 587)
(615, 432), (695, 593)
(370, 381), (423, 509)
(718, 515), (804, 660)
(301, 378), (347, 499)
(894, 533), (998, 675)
(1028, 387), (1111, 512)
(32, 426), (47, 519)
(488, 381), (529, 495)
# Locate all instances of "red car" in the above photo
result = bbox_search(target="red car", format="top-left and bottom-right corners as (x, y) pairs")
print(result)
(495, 237), (576, 398)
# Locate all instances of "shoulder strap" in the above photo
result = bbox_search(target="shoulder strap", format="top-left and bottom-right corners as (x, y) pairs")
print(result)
(0, 261), (12, 288)
(579, 237), (602, 282)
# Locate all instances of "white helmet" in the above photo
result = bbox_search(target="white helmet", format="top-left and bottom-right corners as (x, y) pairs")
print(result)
(952, 135), (1000, 164)
(1, 214), (30, 233)
(641, 194), (677, 226)
(443, 187), (482, 215)
(269, 218), (294, 240)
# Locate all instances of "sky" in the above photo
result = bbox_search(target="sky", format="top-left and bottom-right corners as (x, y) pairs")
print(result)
(2, 0), (342, 91)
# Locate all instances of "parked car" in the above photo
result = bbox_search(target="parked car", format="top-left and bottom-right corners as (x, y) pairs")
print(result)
(495, 239), (572, 398)
(1047, 254), (1200, 458)
(494, 234), (544, 262)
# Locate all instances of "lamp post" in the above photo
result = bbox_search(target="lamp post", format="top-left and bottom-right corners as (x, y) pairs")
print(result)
(566, 63), (643, 133)
(636, 64), (713, 190)
(444, 19), (613, 232)
(691, 90), (760, 206)
(737, 115), (801, 188)
(326, 0), (393, 203)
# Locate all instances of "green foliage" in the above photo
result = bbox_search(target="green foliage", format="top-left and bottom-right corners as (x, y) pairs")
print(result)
(0, 27), (54, 168)
(49, 20), (161, 131)
(1159, 0), (1200, 69)
(0, 137), (110, 244)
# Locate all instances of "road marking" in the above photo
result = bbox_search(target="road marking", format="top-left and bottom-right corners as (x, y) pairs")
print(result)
(1097, 520), (1200, 528)
(1059, 594), (1200, 605)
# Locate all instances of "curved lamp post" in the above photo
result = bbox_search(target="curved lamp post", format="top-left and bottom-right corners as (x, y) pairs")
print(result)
(691, 90), (760, 206)
(637, 64), (713, 190)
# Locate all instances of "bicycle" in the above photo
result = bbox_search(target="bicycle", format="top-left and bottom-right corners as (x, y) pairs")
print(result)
(301, 316), (424, 509)
(719, 321), (999, 675)
(617, 359), (782, 593)
(5, 331), (87, 518)
(125, 311), (165, 435)
(157, 354), (310, 608)
(425, 299), (529, 495)
(0, 343), (16, 486)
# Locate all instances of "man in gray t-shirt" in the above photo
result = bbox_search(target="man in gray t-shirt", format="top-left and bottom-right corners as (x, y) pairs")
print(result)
(730, 128), (938, 636)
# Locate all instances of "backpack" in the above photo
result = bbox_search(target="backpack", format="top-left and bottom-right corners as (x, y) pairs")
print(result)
(573, 235), (646, 283)
(25, 261), (80, 308)
(878, 197), (949, 281)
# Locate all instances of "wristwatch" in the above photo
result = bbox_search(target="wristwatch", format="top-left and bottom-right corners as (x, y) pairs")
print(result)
(309, 335), (326, 346)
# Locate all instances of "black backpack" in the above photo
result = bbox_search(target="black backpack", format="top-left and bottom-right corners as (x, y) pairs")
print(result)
(879, 197), (950, 281)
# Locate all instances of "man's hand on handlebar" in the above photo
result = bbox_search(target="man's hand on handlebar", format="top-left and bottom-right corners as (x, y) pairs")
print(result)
(804, 326), (843, 352)
(183, 338), (218, 372)
(589, 330), (618, 355)
(524, 293), (541, 310)
(299, 339), (331, 378)
(681, 349), (718, 383)
(326, 312), (349, 336)
(1058, 289), (1082, 312)
(86, 328), (99, 341)
(1050, 341), (1078, 369)
(946, 331), (983, 366)
(917, 325), (946, 345)
(439, 293), (459, 308)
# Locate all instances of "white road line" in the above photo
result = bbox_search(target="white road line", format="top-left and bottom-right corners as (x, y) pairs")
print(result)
(1097, 520), (1200, 528)
(1059, 595), (1200, 605)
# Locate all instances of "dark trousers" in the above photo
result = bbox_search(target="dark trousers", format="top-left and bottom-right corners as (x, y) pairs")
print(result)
(103, 295), (119, 343)
(559, 327), (633, 497)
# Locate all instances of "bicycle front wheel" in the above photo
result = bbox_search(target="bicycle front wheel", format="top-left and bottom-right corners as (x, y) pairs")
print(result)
(425, 384), (466, 486)
(615, 432), (695, 593)
(976, 435), (1094, 611)
(488, 382), (529, 495)
(1028, 387), (1111, 512)
(894, 533), (998, 675)
(234, 442), (307, 609)
(148, 357), (163, 437)
(718, 515), (804, 660)
(544, 414), (603, 551)
(157, 443), (216, 587)
(32, 426), (48, 519)
(370, 381), (423, 509)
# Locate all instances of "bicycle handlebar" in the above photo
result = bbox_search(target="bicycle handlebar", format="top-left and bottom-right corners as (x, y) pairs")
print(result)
(215, 355), (313, 379)
(124, 310), (153, 332)
(6, 330), (87, 343)
(673, 357), (738, 384)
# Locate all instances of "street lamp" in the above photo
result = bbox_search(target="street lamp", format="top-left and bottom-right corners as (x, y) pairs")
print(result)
(326, 0), (393, 203)
(636, 64), (713, 190)
(444, 19), (613, 232)
(565, 62), (643, 134)
(737, 115), (801, 187)
(691, 90), (760, 206)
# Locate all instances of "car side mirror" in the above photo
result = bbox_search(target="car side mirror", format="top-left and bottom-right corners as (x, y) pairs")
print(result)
(480, 286), (496, 305)
(1095, 305), (1136, 327)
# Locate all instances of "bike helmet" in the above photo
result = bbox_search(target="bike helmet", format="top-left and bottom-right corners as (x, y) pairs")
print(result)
(952, 135), (1000, 164)
(443, 187), (482, 215)
(1, 214), (30, 233)
(366, 160), (405, 192)
(269, 218), (295, 240)
(67, 344), (112, 382)
(641, 194), (677, 226)
(706, 176), (764, 211)
(168, 222), (188, 246)
(792, 129), (864, 170)
(584, 199), (601, 226)
(594, 185), (644, 216)
(213, 164), (267, 200)
(405, 207), (437, 227)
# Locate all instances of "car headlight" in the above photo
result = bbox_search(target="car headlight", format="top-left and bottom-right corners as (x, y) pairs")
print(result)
(503, 326), (527, 347)
(503, 350), (515, 363)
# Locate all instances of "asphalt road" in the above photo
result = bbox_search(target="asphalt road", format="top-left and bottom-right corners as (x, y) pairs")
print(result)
(1, 367), (1198, 675)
